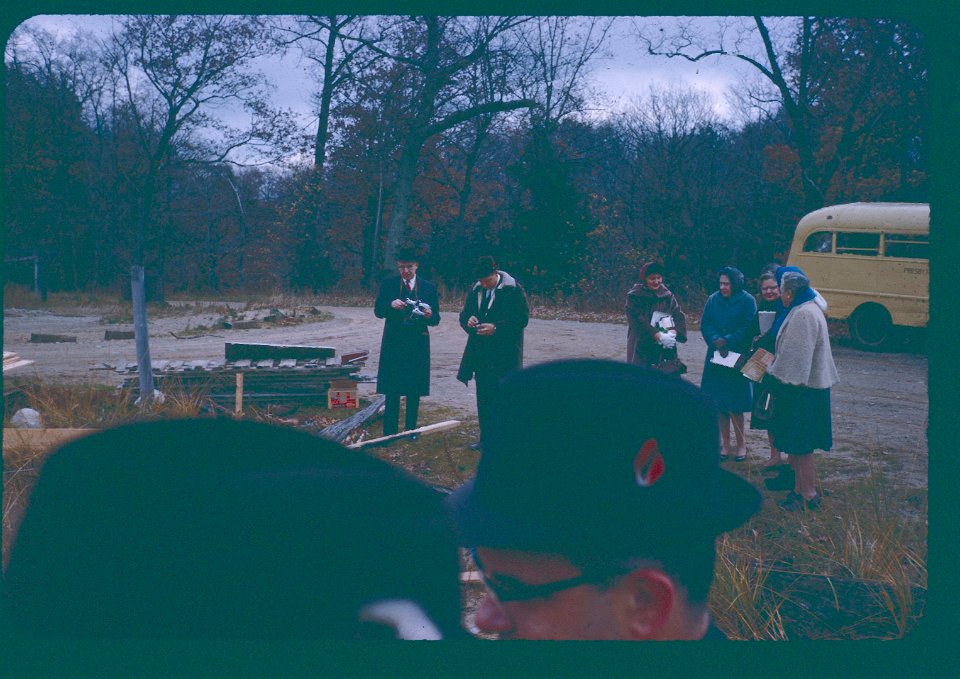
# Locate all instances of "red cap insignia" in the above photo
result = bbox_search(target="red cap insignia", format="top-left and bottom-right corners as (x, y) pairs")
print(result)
(633, 438), (665, 487)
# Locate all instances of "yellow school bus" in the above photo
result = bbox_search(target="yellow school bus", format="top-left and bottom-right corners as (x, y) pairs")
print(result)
(786, 202), (928, 349)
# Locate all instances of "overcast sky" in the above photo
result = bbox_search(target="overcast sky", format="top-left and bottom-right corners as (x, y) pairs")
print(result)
(13, 14), (767, 131)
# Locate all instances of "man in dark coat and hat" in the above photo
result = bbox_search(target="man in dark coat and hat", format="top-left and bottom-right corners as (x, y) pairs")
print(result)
(457, 256), (529, 447)
(374, 248), (441, 435)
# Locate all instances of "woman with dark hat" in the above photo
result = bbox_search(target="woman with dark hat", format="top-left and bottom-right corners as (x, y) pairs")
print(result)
(625, 261), (688, 372)
(699, 267), (757, 461)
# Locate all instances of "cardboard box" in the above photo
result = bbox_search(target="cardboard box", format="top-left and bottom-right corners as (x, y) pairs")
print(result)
(327, 379), (359, 409)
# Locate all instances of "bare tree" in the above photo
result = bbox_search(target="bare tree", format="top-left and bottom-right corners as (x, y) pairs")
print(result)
(636, 16), (833, 211)
(617, 84), (728, 275)
(517, 16), (615, 132)
(345, 15), (537, 271)
(275, 15), (376, 174)
(105, 15), (289, 298)
(636, 16), (925, 212)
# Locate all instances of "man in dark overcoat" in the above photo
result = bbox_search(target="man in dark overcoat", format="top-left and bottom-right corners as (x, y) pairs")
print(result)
(374, 249), (441, 435)
(457, 256), (529, 447)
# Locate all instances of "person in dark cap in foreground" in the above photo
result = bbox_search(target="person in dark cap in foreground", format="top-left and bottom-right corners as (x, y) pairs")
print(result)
(4, 418), (465, 639)
(457, 255), (529, 448)
(448, 359), (762, 639)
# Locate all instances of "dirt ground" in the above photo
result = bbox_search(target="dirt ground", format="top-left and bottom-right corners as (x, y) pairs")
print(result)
(3, 303), (928, 489)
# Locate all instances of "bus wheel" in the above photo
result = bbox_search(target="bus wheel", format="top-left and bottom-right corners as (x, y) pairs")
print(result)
(849, 304), (892, 350)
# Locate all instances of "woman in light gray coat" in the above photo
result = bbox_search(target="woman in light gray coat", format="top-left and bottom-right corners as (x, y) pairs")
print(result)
(765, 270), (839, 512)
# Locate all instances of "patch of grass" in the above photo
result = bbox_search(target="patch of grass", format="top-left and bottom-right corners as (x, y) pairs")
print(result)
(713, 449), (926, 639)
(359, 404), (481, 491)
(2, 440), (47, 569)
(3, 379), (217, 429)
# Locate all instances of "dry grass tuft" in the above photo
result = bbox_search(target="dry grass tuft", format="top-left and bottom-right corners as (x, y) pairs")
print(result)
(711, 441), (926, 639)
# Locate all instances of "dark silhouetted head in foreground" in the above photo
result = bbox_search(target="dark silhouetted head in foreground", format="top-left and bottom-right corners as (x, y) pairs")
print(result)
(4, 418), (464, 639)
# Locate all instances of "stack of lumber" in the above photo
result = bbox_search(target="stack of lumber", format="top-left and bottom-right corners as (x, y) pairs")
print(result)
(108, 355), (364, 406)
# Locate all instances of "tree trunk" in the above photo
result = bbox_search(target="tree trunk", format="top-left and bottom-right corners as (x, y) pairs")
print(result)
(382, 135), (424, 271)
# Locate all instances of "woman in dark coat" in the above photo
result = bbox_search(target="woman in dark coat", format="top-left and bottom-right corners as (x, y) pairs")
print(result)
(374, 252), (440, 435)
(700, 267), (757, 461)
(625, 262), (687, 370)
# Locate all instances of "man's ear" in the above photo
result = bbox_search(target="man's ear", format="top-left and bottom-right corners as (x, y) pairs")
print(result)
(620, 568), (676, 640)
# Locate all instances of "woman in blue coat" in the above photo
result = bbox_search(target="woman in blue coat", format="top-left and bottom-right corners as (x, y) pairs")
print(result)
(699, 267), (757, 461)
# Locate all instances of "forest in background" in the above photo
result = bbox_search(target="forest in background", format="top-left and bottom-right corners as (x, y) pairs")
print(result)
(3, 15), (928, 307)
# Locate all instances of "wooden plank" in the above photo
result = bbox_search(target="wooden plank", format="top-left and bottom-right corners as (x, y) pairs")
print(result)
(224, 342), (336, 362)
(235, 372), (244, 415)
(3, 428), (98, 453)
(317, 395), (386, 442)
(348, 420), (461, 450)
(104, 330), (135, 340)
(3, 353), (34, 373)
(341, 350), (370, 365)
(224, 320), (260, 330)
(3, 359), (34, 372)
(30, 333), (77, 343)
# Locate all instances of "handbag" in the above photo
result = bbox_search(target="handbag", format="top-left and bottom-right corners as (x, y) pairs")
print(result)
(654, 354), (687, 377)
(751, 380), (776, 423)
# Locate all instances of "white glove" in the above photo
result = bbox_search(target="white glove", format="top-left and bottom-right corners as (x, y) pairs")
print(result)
(658, 333), (677, 349)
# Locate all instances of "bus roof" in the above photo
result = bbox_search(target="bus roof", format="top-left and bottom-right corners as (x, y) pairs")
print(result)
(794, 202), (929, 241)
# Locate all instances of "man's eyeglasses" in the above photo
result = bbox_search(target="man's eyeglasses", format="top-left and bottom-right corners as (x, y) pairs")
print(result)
(469, 547), (604, 603)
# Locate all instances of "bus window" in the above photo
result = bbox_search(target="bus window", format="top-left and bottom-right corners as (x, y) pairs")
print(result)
(802, 231), (833, 253)
(884, 233), (928, 259)
(836, 232), (880, 256)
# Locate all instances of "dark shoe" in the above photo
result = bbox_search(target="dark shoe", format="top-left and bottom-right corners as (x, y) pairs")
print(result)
(764, 468), (796, 491)
(719, 453), (729, 462)
(779, 492), (820, 512)
(778, 492), (804, 512)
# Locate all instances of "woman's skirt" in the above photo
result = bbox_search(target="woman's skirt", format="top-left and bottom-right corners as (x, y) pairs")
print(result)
(700, 361), (753, 413)
(770, 381), (832, 455)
